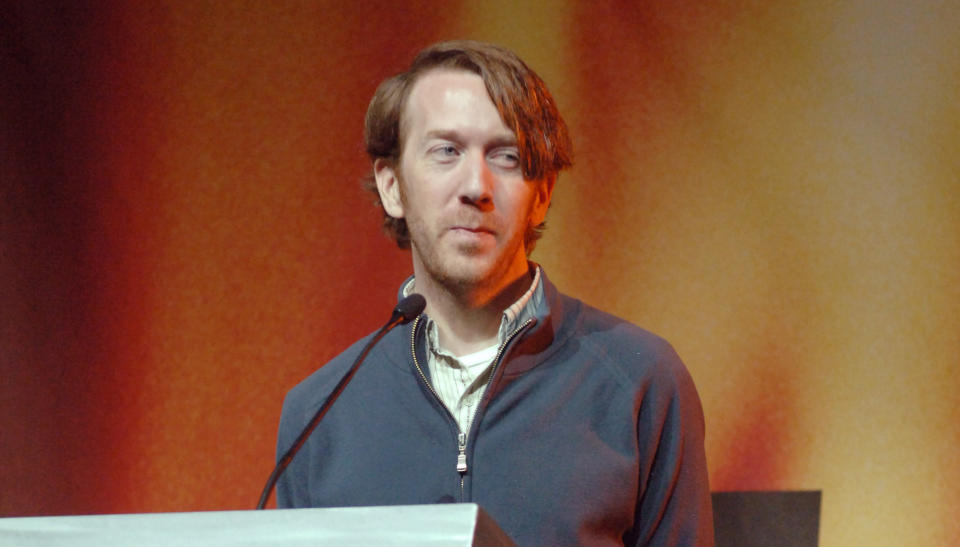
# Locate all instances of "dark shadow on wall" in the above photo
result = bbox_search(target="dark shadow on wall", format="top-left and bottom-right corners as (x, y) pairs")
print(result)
(1, 3), (153, 516)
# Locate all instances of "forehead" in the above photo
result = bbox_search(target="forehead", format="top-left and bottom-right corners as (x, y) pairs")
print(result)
(401, 69), (513, 138)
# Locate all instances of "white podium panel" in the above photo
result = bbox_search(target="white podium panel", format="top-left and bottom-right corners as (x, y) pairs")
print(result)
(0, 504), (516, 547)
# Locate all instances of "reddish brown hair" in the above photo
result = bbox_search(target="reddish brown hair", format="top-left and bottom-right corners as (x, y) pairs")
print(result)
(363, 40), (573, 250)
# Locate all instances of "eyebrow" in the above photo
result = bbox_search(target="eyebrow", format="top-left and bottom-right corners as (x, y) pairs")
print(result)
(423, 130), (518, 147)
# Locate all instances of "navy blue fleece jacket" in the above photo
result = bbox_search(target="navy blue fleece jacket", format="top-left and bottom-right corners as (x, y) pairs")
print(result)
(276, 273), (713, 546)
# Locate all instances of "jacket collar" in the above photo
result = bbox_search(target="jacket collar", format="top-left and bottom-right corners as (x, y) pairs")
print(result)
(393, 267), (577, 377)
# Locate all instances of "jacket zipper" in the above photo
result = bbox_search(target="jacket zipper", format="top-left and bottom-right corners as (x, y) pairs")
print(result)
(410, 315), (535, 499)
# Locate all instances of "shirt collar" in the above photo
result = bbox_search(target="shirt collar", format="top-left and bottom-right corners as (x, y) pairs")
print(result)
(401, 264), (544, 356)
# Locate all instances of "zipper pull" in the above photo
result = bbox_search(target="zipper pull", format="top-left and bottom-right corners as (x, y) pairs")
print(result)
(456, 432), (468, 474)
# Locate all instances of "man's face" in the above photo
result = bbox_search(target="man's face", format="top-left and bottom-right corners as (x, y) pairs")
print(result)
(375, 69), (553, 296)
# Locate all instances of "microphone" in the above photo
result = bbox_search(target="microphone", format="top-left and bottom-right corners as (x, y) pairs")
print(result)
(390, 293), (427, 326)
(256, 293), (426, 509)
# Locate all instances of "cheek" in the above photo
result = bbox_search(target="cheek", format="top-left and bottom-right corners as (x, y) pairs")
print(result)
(505, 188), (539, 221)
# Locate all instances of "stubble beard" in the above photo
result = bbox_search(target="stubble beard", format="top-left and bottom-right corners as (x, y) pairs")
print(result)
(408, 216), (529, 301)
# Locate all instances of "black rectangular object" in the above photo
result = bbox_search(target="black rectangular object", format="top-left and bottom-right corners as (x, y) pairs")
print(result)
(712, 490), (821, 547)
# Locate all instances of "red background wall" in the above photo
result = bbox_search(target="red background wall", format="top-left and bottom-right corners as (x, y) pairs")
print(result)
(3, 3), (958, 545)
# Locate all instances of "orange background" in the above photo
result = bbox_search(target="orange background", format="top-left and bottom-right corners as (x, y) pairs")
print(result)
(2, 2), (958, 545)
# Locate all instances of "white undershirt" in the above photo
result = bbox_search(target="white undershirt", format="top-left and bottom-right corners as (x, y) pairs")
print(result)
(430, 343), (499, 434)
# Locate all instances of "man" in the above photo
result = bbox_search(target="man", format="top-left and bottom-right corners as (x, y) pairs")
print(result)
(276, 41), (713, 546)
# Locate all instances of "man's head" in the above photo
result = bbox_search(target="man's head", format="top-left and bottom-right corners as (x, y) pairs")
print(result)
(364, 40), (573, 252)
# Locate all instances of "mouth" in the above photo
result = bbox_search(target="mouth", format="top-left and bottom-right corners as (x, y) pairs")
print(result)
(449, 226), (496, 240)
(450, 226), (496, 248)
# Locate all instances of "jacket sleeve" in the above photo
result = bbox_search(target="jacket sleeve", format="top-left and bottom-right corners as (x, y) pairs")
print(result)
(631, 345), (714, 546)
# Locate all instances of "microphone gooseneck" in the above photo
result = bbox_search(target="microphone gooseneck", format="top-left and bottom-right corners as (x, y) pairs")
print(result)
(256, 293), (426, 509)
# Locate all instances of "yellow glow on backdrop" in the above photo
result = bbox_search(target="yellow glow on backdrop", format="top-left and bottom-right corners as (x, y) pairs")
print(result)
(3, 1), (958, 545)
(535, 2), (960, 545)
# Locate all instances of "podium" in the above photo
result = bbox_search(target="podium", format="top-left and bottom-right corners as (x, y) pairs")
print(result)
(0, 504), (516, 546)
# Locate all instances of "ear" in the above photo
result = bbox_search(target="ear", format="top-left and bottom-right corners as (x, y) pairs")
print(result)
(529, 175), (556, 225)
(374, 158), (405, 219)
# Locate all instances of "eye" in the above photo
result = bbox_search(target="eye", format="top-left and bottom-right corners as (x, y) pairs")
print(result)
(490, 148), (521, 170)
(429, 144), (460, 161)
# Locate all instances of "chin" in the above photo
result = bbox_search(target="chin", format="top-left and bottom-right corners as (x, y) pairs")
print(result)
(433, 256), (503, 291)
(413, 235), (524, 293)
(443, 261), (498, 286)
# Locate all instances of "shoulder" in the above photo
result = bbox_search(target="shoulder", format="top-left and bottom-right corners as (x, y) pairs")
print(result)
(539, 272), (686, 386)
(557, 293), (692, 393)
(557, 294), (707, 440)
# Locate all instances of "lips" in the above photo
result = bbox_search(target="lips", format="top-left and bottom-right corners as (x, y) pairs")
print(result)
(452, 226), (494, 234)
(448, 226), (497, 247)
(450, 225), (497, 241)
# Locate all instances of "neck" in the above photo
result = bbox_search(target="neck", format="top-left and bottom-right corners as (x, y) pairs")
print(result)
(414, 266), (533, 356)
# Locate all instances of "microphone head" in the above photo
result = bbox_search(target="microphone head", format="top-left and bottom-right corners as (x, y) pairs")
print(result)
(393, 293), (426, 324)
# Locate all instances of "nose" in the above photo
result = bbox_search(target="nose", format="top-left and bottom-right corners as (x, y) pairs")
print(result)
(459, 151), (494, 210)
